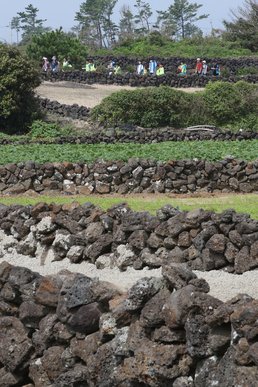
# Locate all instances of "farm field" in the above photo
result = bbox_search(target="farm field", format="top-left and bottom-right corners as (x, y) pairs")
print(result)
(1, 140), (258, 163)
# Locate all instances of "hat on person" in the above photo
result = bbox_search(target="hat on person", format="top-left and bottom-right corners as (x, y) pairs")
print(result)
(202, 60), (206, 63)
(197, 58), (200, 61)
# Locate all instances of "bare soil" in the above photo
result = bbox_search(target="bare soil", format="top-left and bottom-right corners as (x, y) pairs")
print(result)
(36, 81), (203, 108)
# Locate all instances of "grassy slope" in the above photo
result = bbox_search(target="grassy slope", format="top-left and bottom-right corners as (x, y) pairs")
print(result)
(0, 193), (257, 219)
(0, 140), (258, 164)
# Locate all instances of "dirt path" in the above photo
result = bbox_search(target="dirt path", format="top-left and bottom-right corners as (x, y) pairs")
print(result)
(36, 81), (204, 108)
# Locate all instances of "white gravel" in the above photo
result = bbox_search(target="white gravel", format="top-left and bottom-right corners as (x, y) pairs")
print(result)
(1, 250), (258, 301)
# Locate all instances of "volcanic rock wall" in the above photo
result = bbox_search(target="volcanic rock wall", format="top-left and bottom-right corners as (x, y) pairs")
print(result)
(0, 159), (258, 195)
(1, 202), (258, 274)
(43, 56), (258, 87)
(0, 261), (258, 386)
(39, 98), (90, 121)
(44, 70), (258, 87)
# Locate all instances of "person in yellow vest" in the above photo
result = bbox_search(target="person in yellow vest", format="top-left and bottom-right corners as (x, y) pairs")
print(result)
(82, 60), (96, 72)
(156, 63), (165, 76)
(89, 62), (96, 72)
(82, 60), (90, 71)
(114, 64), (122, 75)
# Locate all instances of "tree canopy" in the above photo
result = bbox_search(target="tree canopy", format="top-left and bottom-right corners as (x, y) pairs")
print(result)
(223, 0), (258, 52)
(27, 29), (88, 68)
(75, 0), (118, 48)
(14, 3), (50, 44)
(157, 0), (209, 39)
(0, 44), (41, 133)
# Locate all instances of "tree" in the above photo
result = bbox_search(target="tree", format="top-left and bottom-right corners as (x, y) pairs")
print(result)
(223, 0), (258, 52)
(157, 0), (208, 39)
(134, 0), (153, 34)
(0, 44), (41, 133)
(27, 29), (88, 68)
(119, 5), (135, 41)
(16, 3), (49, 44)
(75, 0), (118, 48)
(10, 16), (20, 44)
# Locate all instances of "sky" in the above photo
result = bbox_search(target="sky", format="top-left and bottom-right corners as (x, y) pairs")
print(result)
(0, 0), (245, 43)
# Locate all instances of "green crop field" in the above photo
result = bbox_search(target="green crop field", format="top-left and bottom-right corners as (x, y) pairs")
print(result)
(0, 140), (258, 164)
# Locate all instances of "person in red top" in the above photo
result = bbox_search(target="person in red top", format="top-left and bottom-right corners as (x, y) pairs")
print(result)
(195, 58), (203, 75)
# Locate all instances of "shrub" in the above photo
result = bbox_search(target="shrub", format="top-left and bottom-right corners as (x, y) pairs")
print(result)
(236, 66), (258, 76)
(0, 44), (41, 133)
(29, 120), (73, 138)
(203, 81), (258, 127)
(91, 81), (258, 130)
(91, 86), (208, 128)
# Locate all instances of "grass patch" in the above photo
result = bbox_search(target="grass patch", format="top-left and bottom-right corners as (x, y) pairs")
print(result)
(0, 140), (258, 164)
(0, 193), (257, 219)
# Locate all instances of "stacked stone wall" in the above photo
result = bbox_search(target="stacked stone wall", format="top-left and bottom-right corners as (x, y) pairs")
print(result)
(0, 159), (258, 195)
(1, 202), (258, 274)
(0, 261), (257, 386)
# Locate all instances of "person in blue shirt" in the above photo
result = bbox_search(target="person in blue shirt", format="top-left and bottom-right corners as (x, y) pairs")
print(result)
(51, 56), (59, 73)
(149, 59), (157, 75)
(178, 62), (187, 76)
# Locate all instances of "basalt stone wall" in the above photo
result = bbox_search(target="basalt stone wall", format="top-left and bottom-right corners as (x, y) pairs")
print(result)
(1, 202), (258, 274)
(44, 70), (258, 87)
(0, 159), (258, 196)
(4, 107), (258, 145)
(0, 261), (258, 386)
(39, 98), (90, 120)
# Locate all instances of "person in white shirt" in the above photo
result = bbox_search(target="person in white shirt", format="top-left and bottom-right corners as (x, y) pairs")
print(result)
(136, 61), (144, 75)
(202, 60), (208, 76)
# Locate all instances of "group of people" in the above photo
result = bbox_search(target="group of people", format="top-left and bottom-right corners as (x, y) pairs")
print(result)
(42, 56), (73, 73)
(195, 58), (220, 76)
(177, 58), (220, 77)
(136, 60), (165, 76)
(136, 58), (220, 77)
(41, 56), (221, 77)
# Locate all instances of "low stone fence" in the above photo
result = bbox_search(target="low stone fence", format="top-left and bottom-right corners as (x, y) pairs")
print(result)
(1, 202), (258, 273)
(43, 70), (258, 87)
(0, 159), (258, 196)
(39, 98), (90, 120)
(0, 261), (257, 386)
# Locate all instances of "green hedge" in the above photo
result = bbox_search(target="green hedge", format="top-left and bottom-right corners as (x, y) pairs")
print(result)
(91, 81), (258, 130)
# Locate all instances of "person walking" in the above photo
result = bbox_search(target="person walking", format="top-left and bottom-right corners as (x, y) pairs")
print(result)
(201, 60), (208, 76)
(156, 63), (165, 76)
(42, 57), (49, 72)
(178, 62), (187, 76)
(195, 58), (203, 75)
(51, 56), (59, 73)
(149, 59), (157, 75)
(136, 61), (144, 75)
(114, 64), (122, 75)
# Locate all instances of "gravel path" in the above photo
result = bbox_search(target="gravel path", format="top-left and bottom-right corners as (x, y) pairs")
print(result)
(36, 82), (134, 108)
(1, 250), (258, 302)
(36, 81), (203, 108)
